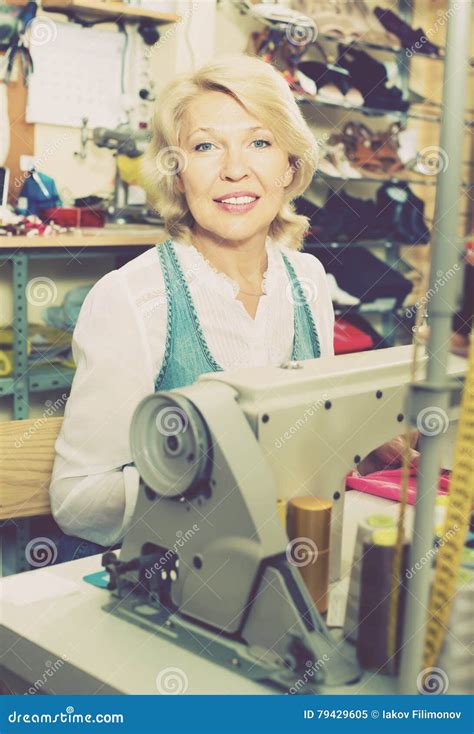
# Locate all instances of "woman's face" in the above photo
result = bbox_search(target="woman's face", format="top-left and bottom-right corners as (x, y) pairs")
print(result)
(175, 90), (294, 244)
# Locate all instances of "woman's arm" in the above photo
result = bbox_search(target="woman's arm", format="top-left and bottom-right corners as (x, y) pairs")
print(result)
(50, 465), (139, 547)
(49, 269), (155, 546)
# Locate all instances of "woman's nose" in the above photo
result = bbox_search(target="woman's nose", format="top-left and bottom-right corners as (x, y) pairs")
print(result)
(219, 149), (249, 180)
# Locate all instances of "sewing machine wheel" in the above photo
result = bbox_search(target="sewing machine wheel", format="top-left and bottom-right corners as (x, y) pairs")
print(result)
(130, 393), (211, 498)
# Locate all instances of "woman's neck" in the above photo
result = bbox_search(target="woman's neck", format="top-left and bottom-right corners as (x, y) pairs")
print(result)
(189, 228), (269, 284)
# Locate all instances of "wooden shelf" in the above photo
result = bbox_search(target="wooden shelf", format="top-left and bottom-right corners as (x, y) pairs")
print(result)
(0, 224), (166, 248)
(9, 0), (180, 25)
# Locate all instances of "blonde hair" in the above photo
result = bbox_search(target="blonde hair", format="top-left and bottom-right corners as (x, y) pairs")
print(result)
(141, 53), (318, 250)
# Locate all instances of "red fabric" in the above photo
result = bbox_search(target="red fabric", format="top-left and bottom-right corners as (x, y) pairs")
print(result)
(334, 319), (374, 354)
(346, 466), (451, 504)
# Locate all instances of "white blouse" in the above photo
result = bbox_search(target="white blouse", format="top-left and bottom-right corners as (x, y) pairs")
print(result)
(50, 237), (335, 546)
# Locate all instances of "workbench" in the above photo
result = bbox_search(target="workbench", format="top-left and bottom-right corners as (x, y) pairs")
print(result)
(0, 491), (413, 695)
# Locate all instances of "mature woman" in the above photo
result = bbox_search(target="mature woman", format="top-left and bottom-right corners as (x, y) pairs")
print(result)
(49, 53), (409, 563)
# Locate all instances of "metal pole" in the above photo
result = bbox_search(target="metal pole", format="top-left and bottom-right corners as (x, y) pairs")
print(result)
(399, 0), (472, 694)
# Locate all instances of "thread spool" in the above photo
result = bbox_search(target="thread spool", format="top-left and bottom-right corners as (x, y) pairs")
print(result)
(357, 528), (410, 675)
(343, 514), (396, 642)
(286, 496), (332, 613)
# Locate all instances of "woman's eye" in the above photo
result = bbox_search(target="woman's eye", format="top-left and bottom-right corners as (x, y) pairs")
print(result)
(251, 139), (271, 149)
(194, 142), (215, 152)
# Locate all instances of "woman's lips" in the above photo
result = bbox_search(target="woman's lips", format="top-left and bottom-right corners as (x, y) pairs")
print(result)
(213, 197), (259, 214)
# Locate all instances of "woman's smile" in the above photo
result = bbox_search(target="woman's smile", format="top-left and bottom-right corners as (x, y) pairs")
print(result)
(213, 190), (261, 214)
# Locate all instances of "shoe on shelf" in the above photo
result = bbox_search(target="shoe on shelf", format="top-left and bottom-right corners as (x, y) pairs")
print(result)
(324, 136), (363, 178)
(281, 35), (317, 97)
(342, 122), (392, 177)
(298, 54), (363, 107)
(281, 68), (316, 98)
(294, 68), (317, 96)
(373, 6), (440, 56)
(248, 27), (282, 63)
(369, 123), (405, 175)
(336, 43), (409, 111)
(317, 151), (343, 179)
(298, 60), (346, 102)
(375, 182), (431, 244)
(342, 122), (403, 178)
(326, 273), (361, 306)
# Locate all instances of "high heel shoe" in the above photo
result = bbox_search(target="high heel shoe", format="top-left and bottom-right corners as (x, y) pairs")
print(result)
(337, 44), (409, 111)
(342, 122), (388, 177)
(375, 182), (430, 244)
(298, 42), (364, 107)
(323, 136), (363, 179)
(374, 6), (440, 56)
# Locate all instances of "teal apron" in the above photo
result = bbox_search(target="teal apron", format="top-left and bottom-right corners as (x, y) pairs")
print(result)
(155, 239), (321, 392)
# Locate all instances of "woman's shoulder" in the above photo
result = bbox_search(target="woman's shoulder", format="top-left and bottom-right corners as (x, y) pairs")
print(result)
(75, 244), (166, 324)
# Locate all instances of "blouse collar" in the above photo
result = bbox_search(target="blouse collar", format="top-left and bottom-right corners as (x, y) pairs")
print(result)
(173, 236), (281, 299)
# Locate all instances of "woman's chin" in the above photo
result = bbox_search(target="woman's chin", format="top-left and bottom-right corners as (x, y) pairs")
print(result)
(198, 223), (265, 243)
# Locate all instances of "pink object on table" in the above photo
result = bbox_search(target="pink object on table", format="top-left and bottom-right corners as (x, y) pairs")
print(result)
(346, 466), (450, 504)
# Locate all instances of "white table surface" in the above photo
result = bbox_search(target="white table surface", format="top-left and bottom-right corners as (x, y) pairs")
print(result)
(0, 492), (412, 695)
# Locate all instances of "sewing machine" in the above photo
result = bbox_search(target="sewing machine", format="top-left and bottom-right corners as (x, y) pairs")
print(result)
(102, 345), (465, 694)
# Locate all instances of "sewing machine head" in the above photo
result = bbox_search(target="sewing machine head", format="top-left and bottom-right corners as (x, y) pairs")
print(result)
(102, 345), (465, 693)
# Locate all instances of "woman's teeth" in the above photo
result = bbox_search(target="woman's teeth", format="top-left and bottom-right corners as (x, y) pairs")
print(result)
(219, 196), (257, 204)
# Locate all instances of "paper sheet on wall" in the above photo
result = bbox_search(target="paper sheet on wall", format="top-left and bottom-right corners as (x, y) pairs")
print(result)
(26, 22), (125, 129)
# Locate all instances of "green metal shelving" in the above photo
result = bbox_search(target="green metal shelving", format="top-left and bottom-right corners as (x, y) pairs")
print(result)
(0, 244), (150, 420)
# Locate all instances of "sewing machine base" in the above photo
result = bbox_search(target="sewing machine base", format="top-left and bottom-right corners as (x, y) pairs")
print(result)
(103, 587), (326, 695)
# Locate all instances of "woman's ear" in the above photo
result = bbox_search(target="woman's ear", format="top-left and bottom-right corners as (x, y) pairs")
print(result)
(175, 173), (185, 193)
